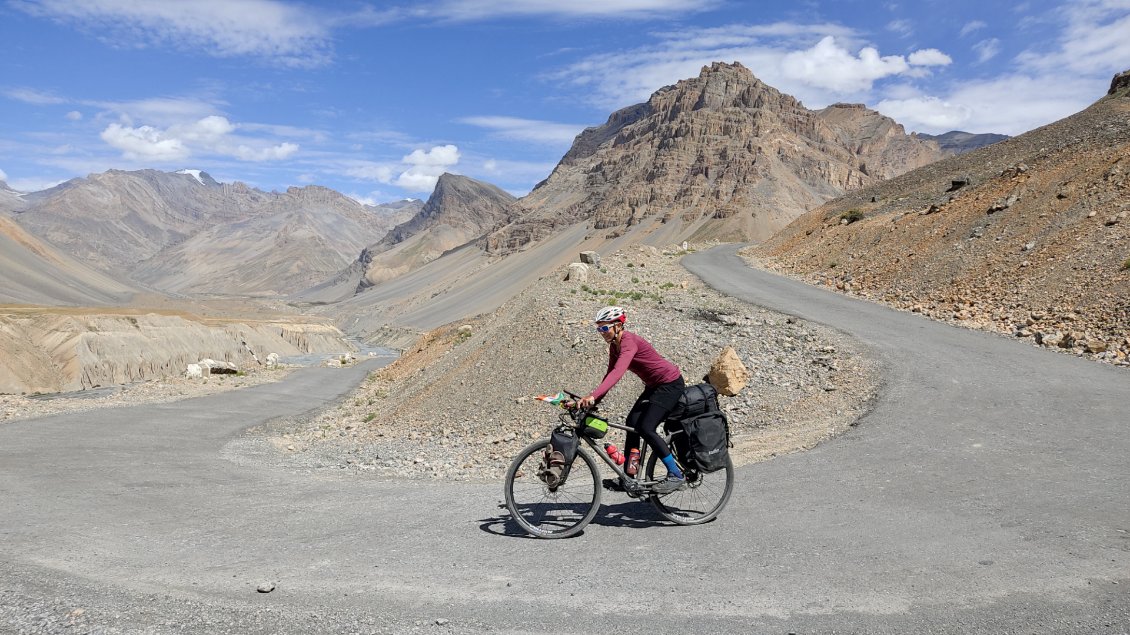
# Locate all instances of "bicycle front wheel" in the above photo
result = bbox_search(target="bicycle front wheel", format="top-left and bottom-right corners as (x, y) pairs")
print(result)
(504, 438), (601, 539)
(645, 451), (733, 525)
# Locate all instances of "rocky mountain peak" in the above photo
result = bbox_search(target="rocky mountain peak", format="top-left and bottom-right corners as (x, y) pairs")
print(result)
(489, 61), (945, 254)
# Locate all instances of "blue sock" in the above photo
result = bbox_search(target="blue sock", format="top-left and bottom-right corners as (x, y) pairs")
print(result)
(660, 454), (684, 479)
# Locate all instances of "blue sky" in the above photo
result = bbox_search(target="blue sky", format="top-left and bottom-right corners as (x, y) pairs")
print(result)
(1, 0), (1127, 203)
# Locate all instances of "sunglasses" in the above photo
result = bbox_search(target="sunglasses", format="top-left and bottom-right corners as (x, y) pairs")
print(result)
(596, 324), (618, 333)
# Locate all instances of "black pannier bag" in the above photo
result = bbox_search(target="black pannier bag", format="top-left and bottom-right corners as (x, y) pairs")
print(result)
(669, 381), (720, 421)
(679, 410), (730, 473)
(667, 382), (730, 473)
(540, 428), (579, 487)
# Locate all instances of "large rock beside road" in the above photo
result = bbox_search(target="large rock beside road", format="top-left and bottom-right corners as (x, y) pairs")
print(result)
(708, 346), (751, 396)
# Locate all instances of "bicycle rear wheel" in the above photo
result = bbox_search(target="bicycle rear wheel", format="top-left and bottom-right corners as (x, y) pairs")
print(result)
(645, 452), (733, 525)
(504, 438), (601, 538)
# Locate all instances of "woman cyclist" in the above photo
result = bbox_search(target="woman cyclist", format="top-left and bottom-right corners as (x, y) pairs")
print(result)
(576, 306), (687, 494)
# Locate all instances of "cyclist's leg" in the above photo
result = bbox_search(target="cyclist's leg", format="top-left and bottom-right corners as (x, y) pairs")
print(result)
(635, 378), (686, 483)
(622, 388), (653, 454)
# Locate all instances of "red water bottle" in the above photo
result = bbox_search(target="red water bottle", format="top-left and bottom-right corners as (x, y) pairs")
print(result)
(626, 448), (640, 476)
(604, 443), (625, 465)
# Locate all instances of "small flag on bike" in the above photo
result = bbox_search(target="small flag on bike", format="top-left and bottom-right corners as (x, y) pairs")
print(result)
(535, 391), (566, 405)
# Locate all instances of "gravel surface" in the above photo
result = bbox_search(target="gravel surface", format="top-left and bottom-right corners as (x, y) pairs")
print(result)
(252, 245), (880, 481)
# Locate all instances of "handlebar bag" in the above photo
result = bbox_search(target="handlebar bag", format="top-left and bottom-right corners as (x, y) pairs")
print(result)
(581, 414), (609, 439)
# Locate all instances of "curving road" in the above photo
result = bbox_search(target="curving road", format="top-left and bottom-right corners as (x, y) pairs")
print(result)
(1, 244), (1128, 634)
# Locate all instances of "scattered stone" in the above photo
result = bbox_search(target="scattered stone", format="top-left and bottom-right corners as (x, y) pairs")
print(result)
(257, 582), (276, 593)
(1084, 339), (1109, 354)
(185, 364), (203, 379)
(578, 251), (601, 266)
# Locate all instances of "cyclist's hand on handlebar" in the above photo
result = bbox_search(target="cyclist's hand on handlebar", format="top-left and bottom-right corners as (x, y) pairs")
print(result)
(578, 394), (596, 410)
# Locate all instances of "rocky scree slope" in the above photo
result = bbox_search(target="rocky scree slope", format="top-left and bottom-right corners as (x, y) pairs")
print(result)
(258, 246), (878, 481)
(749, 69), (1130, 365)
(485, 62), (945, 254)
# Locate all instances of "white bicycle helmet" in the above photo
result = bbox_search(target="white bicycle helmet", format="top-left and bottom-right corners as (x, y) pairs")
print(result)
(594, 306), (627, 324)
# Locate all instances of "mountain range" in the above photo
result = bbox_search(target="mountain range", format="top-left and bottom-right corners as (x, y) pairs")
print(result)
(6, 63), (1126, 391)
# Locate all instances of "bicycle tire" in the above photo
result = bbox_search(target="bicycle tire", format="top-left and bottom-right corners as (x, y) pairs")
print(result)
(503, 438), (601, 538)
(645, 451), (733, 525)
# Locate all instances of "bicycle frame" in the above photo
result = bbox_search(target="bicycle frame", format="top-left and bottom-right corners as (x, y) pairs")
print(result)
(574, 418), (683, 493)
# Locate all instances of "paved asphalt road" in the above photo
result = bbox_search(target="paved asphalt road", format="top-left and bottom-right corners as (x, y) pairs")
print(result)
(2, 244), (1128, 634)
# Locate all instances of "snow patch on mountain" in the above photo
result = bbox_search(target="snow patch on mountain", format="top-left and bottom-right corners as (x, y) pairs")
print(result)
(177, 169), (205, 185)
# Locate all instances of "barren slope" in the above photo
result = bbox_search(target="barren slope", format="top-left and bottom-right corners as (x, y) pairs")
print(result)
(749, 70), (1130, 364)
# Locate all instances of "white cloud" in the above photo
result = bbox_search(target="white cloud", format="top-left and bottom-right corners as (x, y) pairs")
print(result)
(65, 110), (83, 121)
(960, 20), (987, 36)
(0, 168), (8, 182)
(89, 96), (220, 127)
(16, 0), (334, 67)
(878, 73), (1098, 135)
(100, 123), (189, 161)
(172, 115), (236, 142)
(396, 144), (461, 192)
(403, 145), (461, 167)
(432, 0), (720, 20)
(3, 87), (66, 104)
(1015, 0), (1130, 75)
(345, 163), (396, 183)
(782, 36), (911, 93)
(99, 115), (299, 163)
(887, 19), (914, 37)
(231, 143), (299, 161)
(550, 26), (954, 110)
(875, 96), (973, 131)
(907, 49), (952, 66)
(459, 116), (585, 144)
(973, 38), (1001, 63)
(879, 0), (1128, 136)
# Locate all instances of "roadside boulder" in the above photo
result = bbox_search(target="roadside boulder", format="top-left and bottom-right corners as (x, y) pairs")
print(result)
(185, 363), (203, 379)
(266, 352), (280, 367)
(707, 346), (750, 396)
(579, 251), (601, 267)
(565, 263), (589, 282)
(208, 361), (239, 374)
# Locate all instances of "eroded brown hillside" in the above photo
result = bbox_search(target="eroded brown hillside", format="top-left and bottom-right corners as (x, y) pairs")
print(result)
(750, 71), (1130, 364)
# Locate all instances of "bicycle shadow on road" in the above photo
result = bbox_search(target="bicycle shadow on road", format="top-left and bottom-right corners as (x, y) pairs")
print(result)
(479, 500), (688, 539)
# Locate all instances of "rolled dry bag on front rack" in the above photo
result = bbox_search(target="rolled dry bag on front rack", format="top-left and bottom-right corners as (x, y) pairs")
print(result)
(541, 428), (579, 487)
(680, 410), (730, 473)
